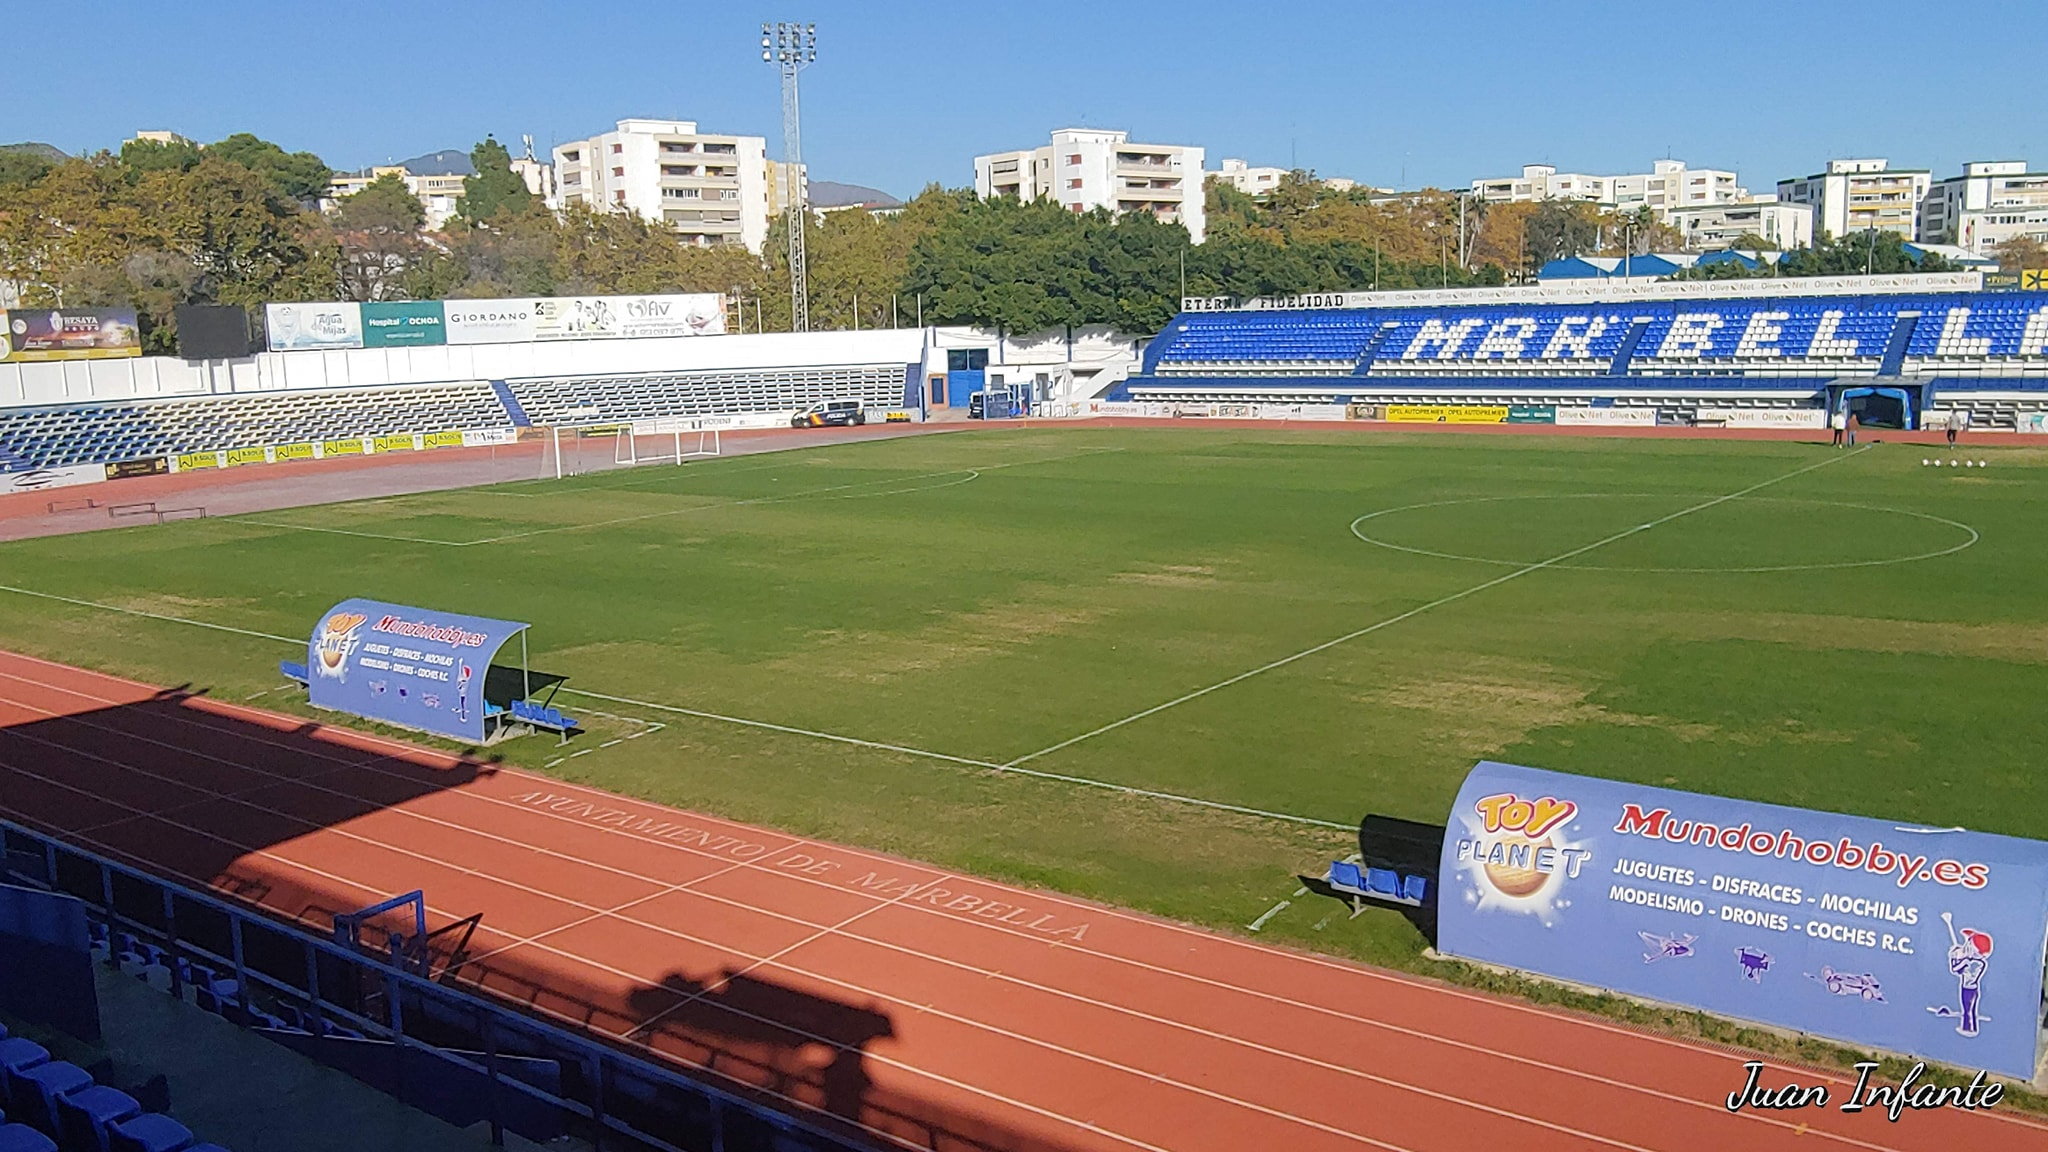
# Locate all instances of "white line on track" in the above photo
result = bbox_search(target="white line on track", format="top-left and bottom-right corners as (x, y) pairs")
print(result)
(1001, 447), (1872, 769)
(0, 659), (1982, 1152)
(0, 699), (1413, 1152)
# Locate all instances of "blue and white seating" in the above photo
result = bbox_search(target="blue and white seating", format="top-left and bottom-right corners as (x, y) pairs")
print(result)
(1127, 290), (2048, 424)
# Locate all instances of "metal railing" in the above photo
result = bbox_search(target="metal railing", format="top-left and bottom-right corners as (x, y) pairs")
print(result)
(0, 816), (875, 1152)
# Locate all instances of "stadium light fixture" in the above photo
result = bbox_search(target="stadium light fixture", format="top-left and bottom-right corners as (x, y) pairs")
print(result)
(763, 21), (818, 332)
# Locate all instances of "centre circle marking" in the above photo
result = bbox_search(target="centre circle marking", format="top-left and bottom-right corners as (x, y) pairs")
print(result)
(1348, 494), (1980, 574)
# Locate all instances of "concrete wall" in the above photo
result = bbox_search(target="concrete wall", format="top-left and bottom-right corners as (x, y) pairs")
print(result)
(0, 328), (933, 410)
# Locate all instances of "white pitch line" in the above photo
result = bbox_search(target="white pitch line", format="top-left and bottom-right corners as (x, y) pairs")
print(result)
(1001, 447), (1871, 770)
(0, 660), (1989, 1150)
(225, 518), (473, 547)
(0, 581), (1359, 830)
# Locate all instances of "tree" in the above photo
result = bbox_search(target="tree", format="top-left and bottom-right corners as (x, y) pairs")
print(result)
(117, 137), (203, 179)
(331, 173), (428, 301)
(0, 149), (55, 187)
(1994, 235), (2048, 271)
(206, 133), (331, 203)
(1523, 200), (1601, 268)
(1728, 231), (1779, 252)
(1781, 229), (1941, 276)
(455, 136), (533, 226)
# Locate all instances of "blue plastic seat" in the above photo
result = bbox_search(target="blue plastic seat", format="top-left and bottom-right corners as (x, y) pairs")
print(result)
(11, 1062), (89, 1133)
(108, 1113), (193, 1152)
(57, 1085), (140, 1152)
(0, 1041), (49, 1113)
(0, 1124), (56, 1152)
(1326, 861), (1364, 891)
(1400, 874), (1430, 904)
(1364, 867), (1401, 897)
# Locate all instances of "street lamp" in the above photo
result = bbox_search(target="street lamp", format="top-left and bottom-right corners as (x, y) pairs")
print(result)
(763, 22), (817, 332)
(1617, 214), (1639, 280)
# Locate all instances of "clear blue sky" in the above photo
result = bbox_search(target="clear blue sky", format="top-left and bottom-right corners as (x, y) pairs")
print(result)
(10, 0), (2046, 197)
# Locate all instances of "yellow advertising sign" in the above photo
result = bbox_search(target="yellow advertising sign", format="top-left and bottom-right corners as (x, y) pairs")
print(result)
(322, 439), (365, 457)
(224, 446), (269, 467)
(1386, 404), (1509, 425)
(424, 430), (464, 448)
(177, 452), (221, 471)
(276, 442), (315, 461)
(372, 435), (416, 453)
(2023, 269), (2048, 289)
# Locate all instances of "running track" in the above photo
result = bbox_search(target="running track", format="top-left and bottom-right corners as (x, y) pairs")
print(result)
(0, 649), (2040, 1152)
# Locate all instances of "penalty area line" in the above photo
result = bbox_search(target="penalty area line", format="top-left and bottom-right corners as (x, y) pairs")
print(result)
(1002, 447), (1872, 771)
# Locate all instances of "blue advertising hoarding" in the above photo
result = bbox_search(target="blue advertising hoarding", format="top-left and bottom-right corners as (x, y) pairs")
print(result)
(1437, 762), (2048, 1078)
(306, 599), (527, 743)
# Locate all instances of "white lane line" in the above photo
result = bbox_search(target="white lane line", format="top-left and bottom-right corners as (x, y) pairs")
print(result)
(621, 872), (952, 1042)
(1002, 447), (1871, 769)
(0, 664), (1939, 1150)
(0, 721), (1400, 1152)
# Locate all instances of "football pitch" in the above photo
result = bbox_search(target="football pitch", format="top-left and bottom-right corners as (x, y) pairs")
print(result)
(1, 425), (2044, 977)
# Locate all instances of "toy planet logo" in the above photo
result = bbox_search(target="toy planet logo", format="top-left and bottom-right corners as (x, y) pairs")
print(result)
(1452, 792), (1594, 924)
(314, 612), (368, 680)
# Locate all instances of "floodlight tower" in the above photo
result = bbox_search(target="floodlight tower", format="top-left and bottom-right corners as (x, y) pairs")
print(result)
(764, 21), (816, 332)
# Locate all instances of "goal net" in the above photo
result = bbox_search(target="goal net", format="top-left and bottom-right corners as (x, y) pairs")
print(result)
(539, 418), (722, 479)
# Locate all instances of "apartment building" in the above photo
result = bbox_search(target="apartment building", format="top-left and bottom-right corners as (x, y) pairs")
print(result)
(324, 166), (469, 230)
(1471, 159), (1744, 223)
(974, 129), (1207, 242)
(1667, 198), (1814, 251)
(554, 118), (771, 252)
(1212, 158), (1289, 197)
(1776, 158), (1930, 241)
(1920, 160), (2048, 251)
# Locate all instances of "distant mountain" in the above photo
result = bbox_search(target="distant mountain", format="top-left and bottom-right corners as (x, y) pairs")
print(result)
(0, 142), (67, 161)
(810, 180), (900, 208)
(393, 149), (474, 176)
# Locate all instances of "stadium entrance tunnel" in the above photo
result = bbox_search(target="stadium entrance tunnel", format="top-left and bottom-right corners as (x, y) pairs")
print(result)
(1833, 383), (1920, 430)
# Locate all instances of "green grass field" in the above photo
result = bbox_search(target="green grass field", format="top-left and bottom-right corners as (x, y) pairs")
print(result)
(2, 425), (2045, 987)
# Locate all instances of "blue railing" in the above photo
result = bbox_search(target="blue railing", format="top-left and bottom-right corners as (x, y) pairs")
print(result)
(0, 817), (876, 1152)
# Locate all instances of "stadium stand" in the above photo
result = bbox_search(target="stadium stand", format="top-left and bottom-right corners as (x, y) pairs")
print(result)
(0, 359), (918, 476)
(0, 383), (509, 472)
(506, 363), (913, 428)
(1123, 290), (2048, 427)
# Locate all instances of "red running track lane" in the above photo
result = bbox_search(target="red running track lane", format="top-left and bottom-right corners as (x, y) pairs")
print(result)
(0, 649), (2040, 1152)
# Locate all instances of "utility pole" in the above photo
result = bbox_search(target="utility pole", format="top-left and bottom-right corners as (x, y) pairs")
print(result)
(763, 22), (816, 332)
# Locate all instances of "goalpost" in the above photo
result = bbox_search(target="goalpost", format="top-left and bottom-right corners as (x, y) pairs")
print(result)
(540, 418), (722, 480)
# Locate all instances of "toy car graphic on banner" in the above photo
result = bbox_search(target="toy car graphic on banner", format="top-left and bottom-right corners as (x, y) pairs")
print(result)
(1435, 761), (2048, 1078)
(306, 598), (529, 743)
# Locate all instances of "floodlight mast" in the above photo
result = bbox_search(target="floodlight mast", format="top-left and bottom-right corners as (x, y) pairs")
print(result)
(763, 22), (817, 332)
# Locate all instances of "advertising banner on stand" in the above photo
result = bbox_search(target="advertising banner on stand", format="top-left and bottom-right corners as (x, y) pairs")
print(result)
(1387, 404), (1509, 424)
(361, 301), (446, 348)
(266, 303), (364, 351)
(2, 308), (142, 361)
(306, 599), (528, 743)
(1436, 761), (2048, 1078)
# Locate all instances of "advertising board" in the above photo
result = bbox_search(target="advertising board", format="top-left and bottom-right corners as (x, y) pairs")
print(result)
(1437, 761), (2048, 1077)
(266, 303), (364, 352)
(1386, 404), (1509, 424)
(2, 308), (142, 361)
(361, 301), (447, 348)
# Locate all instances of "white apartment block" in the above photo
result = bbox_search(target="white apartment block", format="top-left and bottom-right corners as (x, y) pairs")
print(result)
(1668, 197), (1813, 251)
(554, 119), (771, 252)
(1920, 160), (2048, 251)
(324, 166), (469, 230)
(1776, 158), (1930, 241)
(1212, 158), (1289, 197)
(974, 129), (1206, 242)
(1471, 159), (1744, 222)
(1472, 165), (1611, 206)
